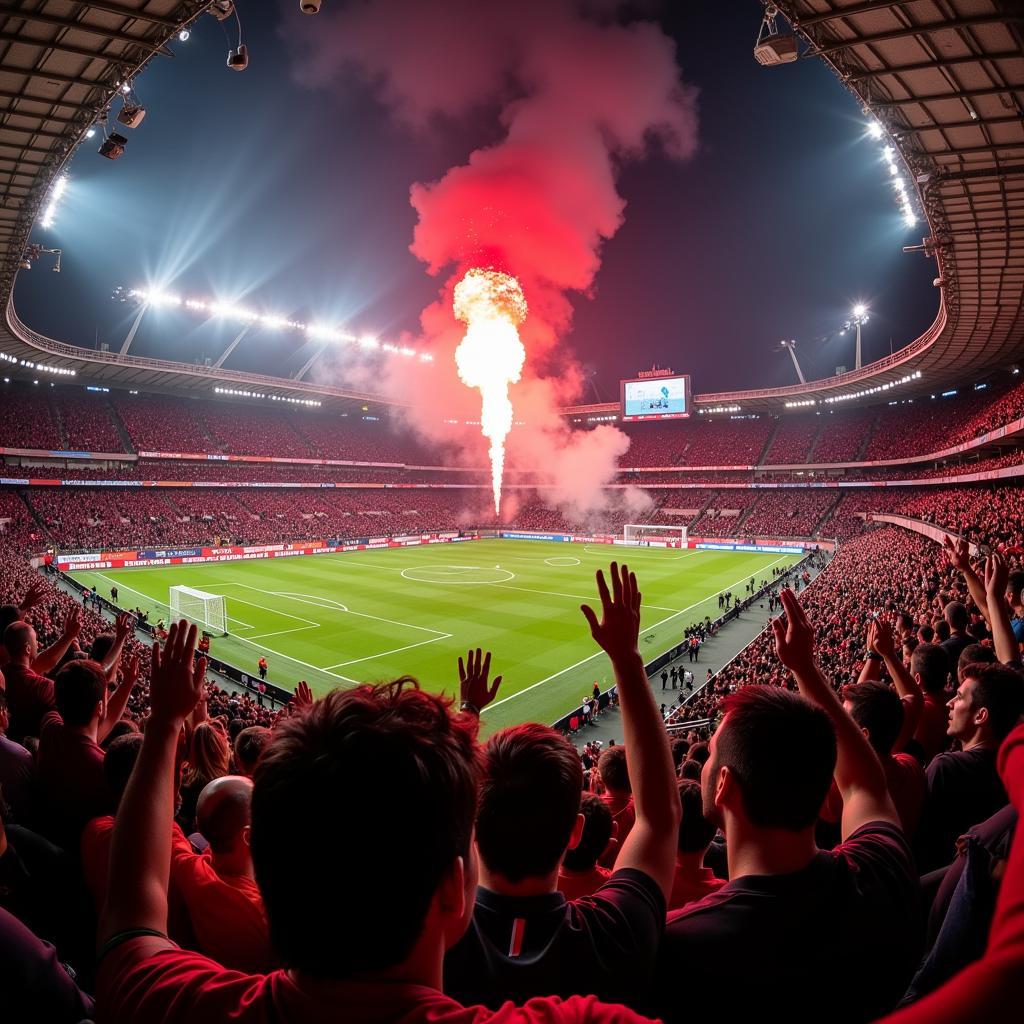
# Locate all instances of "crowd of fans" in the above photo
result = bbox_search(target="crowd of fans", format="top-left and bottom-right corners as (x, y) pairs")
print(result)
(3, 494), (1024, 1021)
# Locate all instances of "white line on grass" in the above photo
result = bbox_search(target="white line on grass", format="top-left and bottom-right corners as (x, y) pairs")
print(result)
(483, 554), (793, 713)
(273, 592), (449, 637)
(246, 624), (320, 642)
(324, 632), (452, 669)
(484, 580), (682, 614)
(226, 631), (362, 686)
(201, 584), (320, 627)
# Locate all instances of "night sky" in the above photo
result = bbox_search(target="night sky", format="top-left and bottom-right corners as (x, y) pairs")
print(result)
(15, 0), (939, 398)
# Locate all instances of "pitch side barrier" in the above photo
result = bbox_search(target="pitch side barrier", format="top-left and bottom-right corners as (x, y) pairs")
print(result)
(53, 532), (480, 571)
(499, 530), (833, 556)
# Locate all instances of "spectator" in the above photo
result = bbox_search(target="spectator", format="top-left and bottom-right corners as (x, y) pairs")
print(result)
(97, 622), (652, 1024)
(445, 570), (679, 1008)
(942, 602), (973, 666)
(667, 780), (725, 911)
(596, 744), (635, 867)
(911, 643), (953, 763)
(178, 721), (230, 834)
(652, 589), (919, 1024)
(917, 663), (1024, 871)
(233, 726), (271, 778)
(170, 776), (275, 973)
(0, 690), (34, 822)
(557, 793), (613, 901)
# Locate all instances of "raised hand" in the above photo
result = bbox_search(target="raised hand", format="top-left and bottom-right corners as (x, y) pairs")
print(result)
(458, 648), (502, 713)
(771, 587), (815, 673)
(291, 679), (314, 714)
(149, 621), (206, 729)
(868, 614), (896, 660)
(114, 610), (135, 644)
(63, 604), (82, 641)
(581, 562), (642, 665)
(985, 552), (1010, 607)
(943, 534), (971, 573)
(121, 649), (141, 691)
(19, 580), (46, 613)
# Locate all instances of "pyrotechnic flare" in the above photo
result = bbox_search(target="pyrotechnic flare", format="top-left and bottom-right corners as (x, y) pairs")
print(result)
(453, 268), (527, 515)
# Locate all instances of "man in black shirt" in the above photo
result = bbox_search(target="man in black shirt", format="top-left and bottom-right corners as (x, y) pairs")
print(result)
(445, 563), (679, 1010)
(651, 589), (920, 1024)
(917, 662), (1024, 871)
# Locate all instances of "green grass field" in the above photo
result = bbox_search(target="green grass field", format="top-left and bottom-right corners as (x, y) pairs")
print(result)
(69, 540), (800, 729)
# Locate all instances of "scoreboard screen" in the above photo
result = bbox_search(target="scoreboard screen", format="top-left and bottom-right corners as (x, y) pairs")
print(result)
(620, 375), (691, 422)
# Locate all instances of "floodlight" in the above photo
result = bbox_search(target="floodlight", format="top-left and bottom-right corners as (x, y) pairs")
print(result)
(179, 29), (190, 41)
(98, 131), (128, 160)
(866, 121), (884, 139)
(117, 104), (146, 129)
(86, 127), (96, 138)
(852, 304), (867, 317)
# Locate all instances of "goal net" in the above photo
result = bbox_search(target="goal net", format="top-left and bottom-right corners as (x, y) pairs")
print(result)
(623, 523), (688, 547)
(169, 585), (228, 637)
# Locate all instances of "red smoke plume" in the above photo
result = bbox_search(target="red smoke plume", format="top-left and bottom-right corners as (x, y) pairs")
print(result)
(293, 1), (699, 519)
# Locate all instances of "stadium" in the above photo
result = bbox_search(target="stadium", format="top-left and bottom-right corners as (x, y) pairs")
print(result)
(0, 1), (1022, 1021)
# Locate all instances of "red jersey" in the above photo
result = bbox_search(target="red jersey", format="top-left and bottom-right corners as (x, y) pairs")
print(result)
(96, 936), (657, 1024)
(2, 661), (56, 740)
(557, 864), (613, 902)
(667, 865), (726, 912)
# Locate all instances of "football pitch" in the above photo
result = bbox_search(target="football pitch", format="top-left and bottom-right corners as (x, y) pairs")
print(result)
(69, 540), (801, 729)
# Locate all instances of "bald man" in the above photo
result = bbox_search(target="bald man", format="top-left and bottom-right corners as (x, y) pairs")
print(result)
(170, 775), (277, 972)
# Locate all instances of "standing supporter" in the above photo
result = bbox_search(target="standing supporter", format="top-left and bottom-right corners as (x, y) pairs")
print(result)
(596, 744), (635, 866)
(2, 607), (82, 741)
(667, 780), (725, 911)
(170, 776), (276, 973)
(911, 643), (953, 762)
(177, 720), (230, 834)
(917, 663), (1024, 872)
(1009, 569), (1024, 643)
(97, 621), (656, 1024)
(36, 653), (139, 848)
(651, 589), (919, 1024)
(233, 725), (271, 777)
(445, 566), (679, 1009)
(942, 602), (973, 666)
(0, 690), (34, 821)
(557, 793), (613, 901)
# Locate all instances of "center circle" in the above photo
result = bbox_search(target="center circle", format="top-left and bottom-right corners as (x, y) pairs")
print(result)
(400, 565), (515, 584)
(544, 556), (581, 566)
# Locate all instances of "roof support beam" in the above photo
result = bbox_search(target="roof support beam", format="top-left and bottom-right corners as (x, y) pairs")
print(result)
(796, 1), (917, 28)
(813, 14), (1024, 58)
(69, 0), (182, 30)
(0, 30), (128, 65)
(4, 9), (173, 56)
(873, 85), (1024, 106)
(0, 88), (93, 112)
(213, 324), (252, 369)
(0, 123), (74, 142)
(847, 51), (1024, 81)
(0, 64), (113, 90)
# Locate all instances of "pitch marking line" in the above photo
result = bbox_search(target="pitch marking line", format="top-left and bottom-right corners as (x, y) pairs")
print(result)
(201, 584), (320, 627)
(545, 556), (581, 567)
(273, 592), (449, 637)
(324, 632), (451, 670)
(247, 624), (320, 642)
(581, 545), (699, 562)
(484, 554), (793, 713)
(484, 580), (682, 615)
(401, 565), (516, 585)
(226, 630), (362, 687)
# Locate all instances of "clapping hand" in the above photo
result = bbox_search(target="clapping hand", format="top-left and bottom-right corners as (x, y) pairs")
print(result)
(458, 648), (502, 713)
(943, 534), (972, 573)
(19, 580), (45, 614)
(984, 552), (1010, 609)
(291, 680), (314, 714)
(149, 621), (206, 730)
(121, 649), (141, 691)
(867, 613), (897, 661)
(581, 562), (642, 665)
(114, 610), (135, 644)
(62, 604), (83, 642)
(771, 588), (815, 674)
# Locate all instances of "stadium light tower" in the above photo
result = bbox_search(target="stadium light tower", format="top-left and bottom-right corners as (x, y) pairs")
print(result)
(839, 304), (870, 369)
(778, 339), (806, 384)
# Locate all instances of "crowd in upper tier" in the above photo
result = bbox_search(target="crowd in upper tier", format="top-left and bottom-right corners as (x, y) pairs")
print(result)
(3, 373), (1023, 474)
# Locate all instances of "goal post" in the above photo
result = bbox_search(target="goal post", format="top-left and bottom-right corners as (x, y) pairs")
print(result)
(623, 523), (688, 547)
(169, 585), (228, 637)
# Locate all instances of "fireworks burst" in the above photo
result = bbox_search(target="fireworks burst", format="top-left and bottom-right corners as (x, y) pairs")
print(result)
(453, 268), (527, 515)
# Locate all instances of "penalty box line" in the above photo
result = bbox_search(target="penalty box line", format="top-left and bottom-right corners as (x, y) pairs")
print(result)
(92, 573), (256, 630)
(483, 554), (794, 714)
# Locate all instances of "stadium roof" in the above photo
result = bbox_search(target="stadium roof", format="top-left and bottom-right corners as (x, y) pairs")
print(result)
(1, 0), (1022, 416)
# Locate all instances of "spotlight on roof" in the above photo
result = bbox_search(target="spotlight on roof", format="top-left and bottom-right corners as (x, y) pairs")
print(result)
(98, 131), (129, 160)
(120, 81), (132, 94)
(754, 5), (798, 66)
(117, 104), (146, 129)
(86, 127), (96, 138)
(852, 303), (867, 318)
(178, 28), (190, 41)
(227, 44), (248, 71)
(866, 121), (884, 140)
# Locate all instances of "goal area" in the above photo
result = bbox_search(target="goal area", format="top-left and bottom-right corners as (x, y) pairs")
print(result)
(169, 585), (228, 637)
(623, 523), (688, 547)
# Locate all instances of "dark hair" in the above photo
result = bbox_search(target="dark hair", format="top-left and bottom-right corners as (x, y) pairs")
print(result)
(912, 643), (950, 694)
(679, 758), (703, 781)
(841, 681), (904, 757)
(958, 643), (995, 681)
(102, 719), (138, 749)
(104, 733), (144, 801)
(562, 792), (613, 872)
(89, 633), (116, 663)
(687, 741), (710, 766)
(54, 660), (107, 727)
(477, 723), (583, 882)
(918, 624), (935, 643)
(250, 680), (477, 978)
(3, 620), (32, 658)
(677, 780), (716, 853)
(670, 738), (690, 768)
(1008, 570), (1024, 602)
(934, 620), (951, 642)
(0, 605), (20, 639)
(597, 744), (630, 793)
(945, 601), (969, 632)
(899, 611), (914, 632)
(0, 691), (7, 715)
(962, 664), (1024, 741)
(234, 726), (272, 775)
(714, 687), (836, 831)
